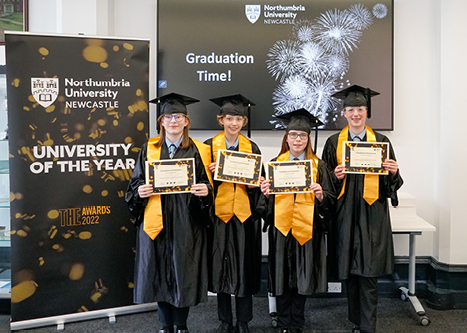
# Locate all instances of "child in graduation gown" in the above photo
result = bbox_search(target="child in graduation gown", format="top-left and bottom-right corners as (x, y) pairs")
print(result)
(204, 94), (263, 333)
(125, 93), (213, 333)
(260, 109), (336, 333)
(322, 85), (403, 333)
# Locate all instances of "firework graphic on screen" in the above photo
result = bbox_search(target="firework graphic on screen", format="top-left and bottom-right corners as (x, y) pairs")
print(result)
(267, 3), (388, 128)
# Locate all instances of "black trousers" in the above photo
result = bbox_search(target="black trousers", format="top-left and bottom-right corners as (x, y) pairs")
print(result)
(346, 275), (378, 333)
(217, 292), (253, 324)
(158, 301), (190, 330)
(276, 289), (307, 328)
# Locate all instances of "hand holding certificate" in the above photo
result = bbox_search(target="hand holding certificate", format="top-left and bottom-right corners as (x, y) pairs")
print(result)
(146, 158), (195, 194)
(267, 160), (313, 194)
(342, 141), (389, 175)
(214, 149), (262, 186)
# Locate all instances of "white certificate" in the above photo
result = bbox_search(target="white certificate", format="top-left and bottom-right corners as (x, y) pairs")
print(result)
(154, 164), (188, 187)
(350, 146), (382, 168)
(273, 164), (306, 187)
(222, 154), (256, 179)
(214, 149), (263, 186)
(267, 160), (313, 194)
(342, 141), (389, 175)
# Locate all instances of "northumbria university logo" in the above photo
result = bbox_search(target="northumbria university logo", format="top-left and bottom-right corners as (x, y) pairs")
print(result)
(31, 77), (59, 108)
(245, 5), (260, 24)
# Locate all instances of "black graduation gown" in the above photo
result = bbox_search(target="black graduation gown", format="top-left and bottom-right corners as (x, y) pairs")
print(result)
(125, 139), (212, 308)
(264, 157), (336, 296)
(204, 137), (263, 297)
(322, 132), (403, 280)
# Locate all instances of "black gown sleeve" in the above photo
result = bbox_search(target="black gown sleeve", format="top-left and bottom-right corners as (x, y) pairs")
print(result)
(125, 142), (149, 226)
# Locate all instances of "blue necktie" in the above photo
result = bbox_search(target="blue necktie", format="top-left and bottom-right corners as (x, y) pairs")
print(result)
(353, 136), (361, 142)
(228, 146), (236, 151)
(168, 144), (176, 158)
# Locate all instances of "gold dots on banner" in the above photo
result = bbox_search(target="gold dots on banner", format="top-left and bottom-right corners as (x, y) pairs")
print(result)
(48, 210), (59, 219)
(113, 119), (118, 127)
(136, 89), (142, 97)
(45, 105), (55, 113)
(11, 280), (37, 303)
(48, 225), (58, 239)
(97, 119), (106, 126)
(79, 231), (92, 240)
(78, 306), (89, 312)
(100, 62), (109, 68)
(15, 192), (23, 200)
(101, 190), (108, 197)
(124, 136), (132, 144)
(52, 244), (64, 252)
(69, 263), (85, 281)
(42, 133), (54, 146)
(82, 185), (93, 194)
(28, 95), (36, 103)
(58, 95), (65, 102)
(128, 282), (134, 289)
(137, 122), (144, 131)
(113, 45), (119, 52)
(82, 39), (108, 64)
(12, 78), (20, 87)
(63, 233), (72, 239)
(121, 226), (128, 233)
(16, 230), (27, 237)
(38, 47), (49, 57)
(23, 106), (30, 111)
(123, 43), (133, 50)
(90, 279), (108, 303)
(38, 257), (44, 266)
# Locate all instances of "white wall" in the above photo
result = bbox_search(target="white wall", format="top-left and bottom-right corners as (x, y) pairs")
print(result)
(23, 0), (467, 264)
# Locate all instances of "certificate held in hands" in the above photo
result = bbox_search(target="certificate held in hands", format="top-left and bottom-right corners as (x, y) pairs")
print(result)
(342, 141), (389, 175)
(267, 160), (313, 194)
(214, 149), (263, 186)
(146, 158), (195, 194)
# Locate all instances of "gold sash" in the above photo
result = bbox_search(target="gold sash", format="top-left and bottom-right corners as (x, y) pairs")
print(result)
(212, 132), (252, 223)
(337, 125), (379, 205)
(274, 152), (319, 246)
(143, 137), (213, 240)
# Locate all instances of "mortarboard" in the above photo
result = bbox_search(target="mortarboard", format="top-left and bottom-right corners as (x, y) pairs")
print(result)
(209, 94), (255, 137)
(331, 85), (380, 118)
(276, 108), (323, 153)
(149, 92), (199, 133)
(149, 92), (199, 117)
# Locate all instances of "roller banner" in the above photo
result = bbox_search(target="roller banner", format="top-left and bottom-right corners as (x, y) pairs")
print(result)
(5, 32), (149, 322)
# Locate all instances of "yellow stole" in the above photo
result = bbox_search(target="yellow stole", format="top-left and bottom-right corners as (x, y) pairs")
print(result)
(337, 125), (379, 205)
(143, 137), (213, 240)
(274, 152), (319, 246)
(212, 132), (252, 223)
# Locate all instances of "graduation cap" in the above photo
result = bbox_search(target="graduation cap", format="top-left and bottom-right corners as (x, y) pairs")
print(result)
(209, 94), (255, 138)
(331, 85), (380, 118)
(276, 108), (323, 153)
(149, 92), (199, 133)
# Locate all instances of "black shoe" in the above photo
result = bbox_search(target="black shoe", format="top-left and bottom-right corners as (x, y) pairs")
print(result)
(352, 326), (361, 333)
(236, 322), (250, 333)
(216, 321), (233, 333)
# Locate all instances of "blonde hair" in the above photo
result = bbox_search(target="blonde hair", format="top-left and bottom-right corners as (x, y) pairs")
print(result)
(155, 115), (192, 148)
(278, 131), (316, 159)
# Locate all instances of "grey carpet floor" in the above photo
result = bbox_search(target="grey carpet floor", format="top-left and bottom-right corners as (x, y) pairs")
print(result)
(2, 296), (466, 333)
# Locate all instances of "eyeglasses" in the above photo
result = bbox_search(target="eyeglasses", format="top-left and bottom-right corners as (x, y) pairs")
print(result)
(163, 114), (186, 122)
(288, 132), (308, 140)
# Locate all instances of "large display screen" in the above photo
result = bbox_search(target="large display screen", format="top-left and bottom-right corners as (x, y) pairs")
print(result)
(158, 0), (393, 130)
